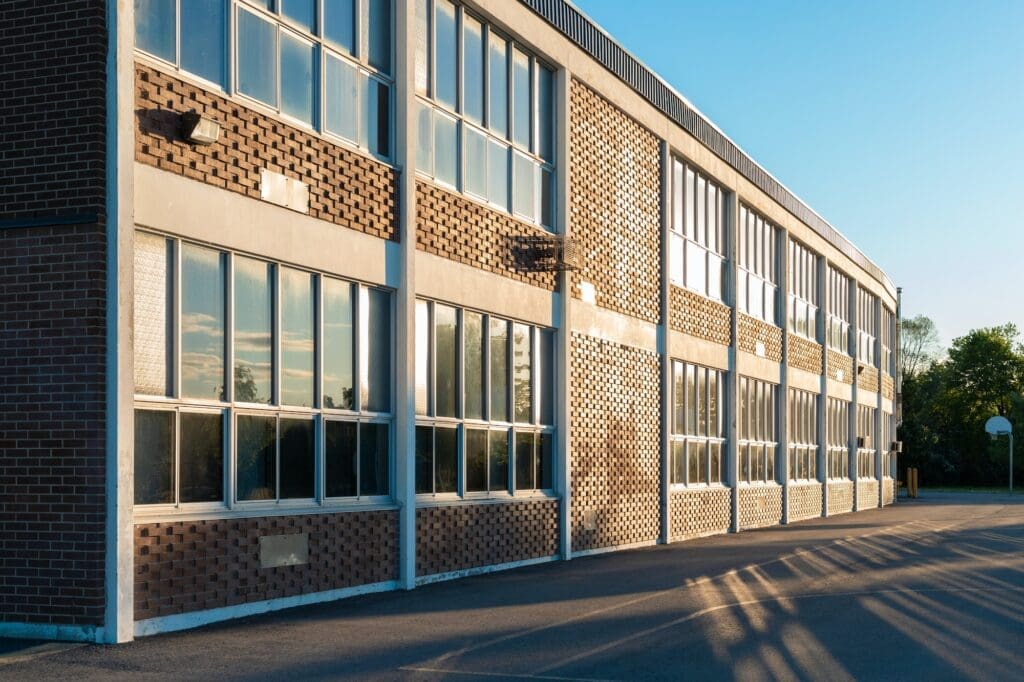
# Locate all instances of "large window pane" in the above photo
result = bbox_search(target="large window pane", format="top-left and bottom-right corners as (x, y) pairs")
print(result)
(515, 431), (536, 490)
(686, 241), (706, 295)
(464, 126), (487, 198)
(462, 15), (484, 124)
(326, 420), (357, 497)
(414, 425), (433, 494)
(512, 151), (535, 219)
(179, 412), (223, 503)
(434, 111), (457, 187)
(513, 323), (531, 423)
(136, 0), (175, 63)
(538, 432), (553, 490)
(324, 0), (354, 53)
(415, 300), (430, 415)
(489, 429), (509, 492)
(280, 418), (314, 498)
(488, 33), (508, 137)
(234, 258), (273, 404)
(134, 409), (174, 505)
(325, 53), (358, 142)
(672, 440), (685, 484)
(414, 0), (429, 95)
(537, 65), (554, 162)
(512, 48), (531, 149)
(464, 311), (485, 420)
(280, 268), (315, 407)
(416, 102), (432, 175)
(281, 0), (315, 32)
(181, 0), (226, 86)
(538, 329), (554, 425)
(362, 287), (392, 412)
(359, 422), (389, 495)
(434, 0), (456, 109)
(133, 233), (172, 396)
(435, 426), (458, 493)
(487, 139), (508, 209)
(465, 427), (487, 492)
(368, 0), (391, 73)
(237, 9), (277, 107)
(489, 318), (508, 421)
(365, 77), (390, 158)
(280, 32), (314, 124)
(435, 304), (457, 418)
(236, 414), (276, 501)
(323, 278), (354, 410)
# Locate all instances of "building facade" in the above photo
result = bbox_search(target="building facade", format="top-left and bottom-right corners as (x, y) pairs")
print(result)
(0, 0), (899, 643)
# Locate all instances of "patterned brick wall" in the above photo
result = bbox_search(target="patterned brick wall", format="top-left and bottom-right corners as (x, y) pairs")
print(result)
(787, 483), (824, 522)
(827, 349), (854, 384)
(415, 499), (559, 577)
(135, 64), (398, 241)
(881, 373), (895, 400)
(569, 80), (661, 323)
(827, 481), (854, 515)
(669, 487), (732, 541)
(857, 480), (879, 510)
(669, 286), (732, 346)
(570, 333), (661, 551)
(788, 335), (824, 375)
(882, 478), (895, 506)
(738, 486), (783, 530)
(858, 365), (880, 393)
(415, 182), (558, 291)
(738, 314), (783, 362)
(134, 511), (398, 621)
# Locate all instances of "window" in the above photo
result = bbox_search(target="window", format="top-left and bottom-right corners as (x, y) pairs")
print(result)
(415, 299), (555, 496)
(826, 266), (850, 353)
(414, 0), (556, 230)
(880, 411), (895, 479)
(881, 306), (895, 375)
(857, 288), (878, 367)
(670, 361), (725, 486)
(738, 377), (778, 484)
(826, 397), (850, 479)
(135, 0), (393, 159)
(737, 205), (778, 324)
(857, 404), (876, 479)
(788, 389), (818, 482)
(132, 231), (392, 508)
(669, 159), (725, 300)
(788, 240), (819, 340)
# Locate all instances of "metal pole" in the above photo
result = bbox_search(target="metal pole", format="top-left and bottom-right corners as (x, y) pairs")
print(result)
(1010, 431), (1014, 494)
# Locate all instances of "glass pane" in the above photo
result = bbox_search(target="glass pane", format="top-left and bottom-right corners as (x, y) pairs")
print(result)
(179, 412), (223, 503)
(365, 76), (391, 158)
(325, 53), (358, 142)
(416, 102), (432, 175)
(515, 431), (536, 490)
(434, 304), (457, 418)
(685, 364), (697, 435)
(669, 232), (684, 284)
(435, 426), (458, 493)
(672, 440), (685, 484)
(513, 323), (532, 423)
(237, 9), (277, 106)
(414, 0), (429, 95)
(324, 0), (355, 53)
(709, 442), (721, 484)
(465, 427), (487, 492)
(489, 317), (508, 421)
(687, 441), (699, 485)
(133, 233), (172, 396)
(134, 409), (174, 505)
(684, 168), (695, 239)
(236, 414), (276, 501)
(537, 329), (554, 425)
(540, 166), (554, 229)
(464, 126), (487, 198)
(415, 300), (429, 415)
(367, 0), (391, 73)
(280, 32), (314, 124)
(686, 241), (706, 295)
(538, 432), (553, 490)
(488, 33), (508, 137)
(362, 287), (392, 412)
(489, 429), (509, 492)
(512, 48), (531, 149)
(359, 422), (389, 496)
(697, 367), (707, 437)
(279, 418), (314, 498)
(280, 268), (314, 407)
(672, 363), (684, 435)
(537, 65), (554, 162)
(462, 15), (484, 124)
(323, 278), (354, 410)
(326, 420), (358, 497)
(513, 152), (535, 219)
(136, 0), (175, 62)
(281, 0), (314, 31)
(709, 370), (719, 438)
(434, 0), (457, 109)
(414, 425), (433, 494)
(181, 0), (226, 86)
(708, 253), (722, 301)
(464, 311), (485, 420)
(433, 112), (457, 186)
(487, 139), (508, 209)
(234, 257), (273, 404)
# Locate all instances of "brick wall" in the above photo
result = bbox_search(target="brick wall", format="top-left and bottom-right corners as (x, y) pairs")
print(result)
(856, 480), (879, 510)
(570, 333), (661, 551)
(135, 64), (398, 241)
(882, 478), (895, 506)
(738, 314), (783, 362)
(415, 182), (558, 291)
(669, 487), (731, 541)
(134, 511), (398, 621)
(738, 486), (783, 530)
(827, 481), (854, 515)
(858, 365), (880, 394)
(787, 483), (823, 522)
(881, 373), (895, 401)
(415, 500), (559, 577)
(669, 286), (732, 346)
(827, 349), (854, 384)
(569, 81), (661, 323)
(788, 335), (823, 375)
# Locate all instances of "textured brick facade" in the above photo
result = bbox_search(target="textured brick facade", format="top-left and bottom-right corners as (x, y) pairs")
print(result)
(787, 483), (823, 522)
(669, 487), (732, 541)
(669, 286), (732, 346)
(881, 373), (895, 400)
(857, 480), (879, 510)
(788, 335), (824, 375)
(415, 182), (558, 291)
(738, 486), (783, 530)
(827, 481), (854, 515)
(570, 333), (661, 551)
(569, 81), (661, 323)
(882, 478), (895, 506)
(738, 314), (783, 362)
(415, 500), (559, 577)
(858, 365), (880, 394)
(135, 64), (398, 241)
(134, 511), (398, 621)
(827, 349), (854, 384)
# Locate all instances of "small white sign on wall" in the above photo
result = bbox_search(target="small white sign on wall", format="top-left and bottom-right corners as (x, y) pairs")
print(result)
(260, 169), (309, 213)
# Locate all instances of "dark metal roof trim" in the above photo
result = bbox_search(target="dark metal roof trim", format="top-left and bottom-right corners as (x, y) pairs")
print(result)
(521, 0), (896, 297)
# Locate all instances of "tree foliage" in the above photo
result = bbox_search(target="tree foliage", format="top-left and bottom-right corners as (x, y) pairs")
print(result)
(900, 314), (941, 381)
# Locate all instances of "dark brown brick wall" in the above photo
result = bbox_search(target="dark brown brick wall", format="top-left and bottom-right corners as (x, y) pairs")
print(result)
(738, 314), (783, 362)
(669, 286), (732, 346)
(569, 81), (661, 323)
(134, 511), (398, 621)
(415, 500), (559, 577)
(135, 64), (398, 241)
(788, 335), (823, 375)
(827, 349), (854, 385)
(669, 487), (731, 541)
(415, 182), (558, 291)
(570, 333), (661, 551)
(0, 225), (107, 626)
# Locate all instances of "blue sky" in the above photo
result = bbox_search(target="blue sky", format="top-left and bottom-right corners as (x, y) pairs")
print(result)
(573, 0), (1024, 345)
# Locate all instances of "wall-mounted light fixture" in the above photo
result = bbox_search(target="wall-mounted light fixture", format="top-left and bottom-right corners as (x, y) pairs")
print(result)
(180, 111), (221, 145)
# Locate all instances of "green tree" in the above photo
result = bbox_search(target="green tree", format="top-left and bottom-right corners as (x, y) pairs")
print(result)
(900, 314), (941, 381)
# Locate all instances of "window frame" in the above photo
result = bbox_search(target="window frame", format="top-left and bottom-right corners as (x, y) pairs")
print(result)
(668, 157), (726, 301)
(669, 360), (726, 488)
(737, 376), (779, 486)
(787, 238), (819, 341)
(826, 265), (851, 354)
(737, 203), (779, 325)
(826, 397), (851, 480)
(787, 388), (819, 483)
